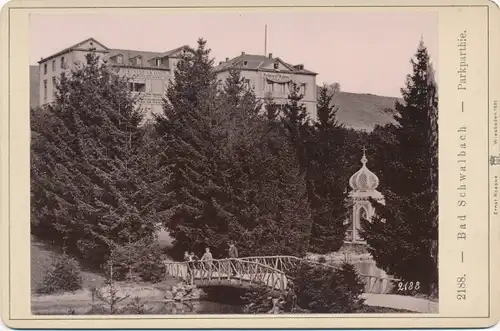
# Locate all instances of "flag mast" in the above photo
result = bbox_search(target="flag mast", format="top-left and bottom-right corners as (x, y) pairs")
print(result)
(264, 24), (268, 55)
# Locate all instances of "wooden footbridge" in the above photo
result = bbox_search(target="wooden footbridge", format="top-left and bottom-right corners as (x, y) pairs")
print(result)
(163, 255), (398, 294)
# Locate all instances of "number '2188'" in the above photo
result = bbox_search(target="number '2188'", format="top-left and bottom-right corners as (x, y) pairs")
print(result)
(397, 281), (420, 292)
(457, 275), (467, 300)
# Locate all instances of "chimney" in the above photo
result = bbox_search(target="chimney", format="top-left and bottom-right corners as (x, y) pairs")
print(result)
(268, 53), (273, 59)
(225, 57), (229, 61)
(241, 51), (245, 55)
(219, 61), (223, 65)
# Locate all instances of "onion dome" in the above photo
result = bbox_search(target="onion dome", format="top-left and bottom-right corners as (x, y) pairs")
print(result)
(349, 149), (379, 191)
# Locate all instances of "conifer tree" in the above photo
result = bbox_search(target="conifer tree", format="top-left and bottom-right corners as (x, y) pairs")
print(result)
(155, 39), (231, 258)
(360, 41), (438, 295)
(307, 85), (349, 253)
(280, 83), (311, 173)
(31, 51), (158, 267)
(263, 96), (281, 122)
(219, 69), (312, 257)
(157, 48), (312, 258)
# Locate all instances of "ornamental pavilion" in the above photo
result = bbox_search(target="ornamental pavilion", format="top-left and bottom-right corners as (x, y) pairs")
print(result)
(345, 148), (385, 243)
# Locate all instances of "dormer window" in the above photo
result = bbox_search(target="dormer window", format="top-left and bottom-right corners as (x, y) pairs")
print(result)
(130, 56), (142, 66)
(273, 62), (279, 69)
(155, 58), (162, 66)
(116, 55), (123, 64)
(243, 61), (248, 66)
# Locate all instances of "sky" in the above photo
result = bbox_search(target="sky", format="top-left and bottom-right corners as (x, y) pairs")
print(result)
(30, 10), (438, 98)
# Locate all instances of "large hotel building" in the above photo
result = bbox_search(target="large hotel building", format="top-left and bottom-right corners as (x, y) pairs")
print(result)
(37, 38), (317, 119)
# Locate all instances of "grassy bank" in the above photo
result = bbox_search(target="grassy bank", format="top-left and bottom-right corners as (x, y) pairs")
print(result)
(31, 236), (105, 294)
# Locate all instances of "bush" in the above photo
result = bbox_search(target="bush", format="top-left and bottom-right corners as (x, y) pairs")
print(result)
(290, 262), (365, 313)
(36, 254), (82, 294)
(240, 285), (277, 313)
(108, 239), (166, 283)
(136, 251), (166, 283)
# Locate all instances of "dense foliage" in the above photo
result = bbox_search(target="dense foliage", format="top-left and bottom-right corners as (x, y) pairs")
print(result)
(155, 39), (312, 259)
(240, 285), (277, 314)
(361, 41), (438, 295)
(306, 85), (350, 253)
(241, 262), (365, 314)
(108, 238), (166, 283)
(31, 51), (158, 268)
(290, 262), (365, 313)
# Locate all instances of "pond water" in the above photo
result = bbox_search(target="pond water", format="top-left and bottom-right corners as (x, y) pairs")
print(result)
(32, 300), (245, 315)
(147, 300), (244, 314)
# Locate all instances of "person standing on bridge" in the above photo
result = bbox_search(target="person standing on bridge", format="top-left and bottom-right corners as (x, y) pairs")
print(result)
(184, 251), (192, 284)
(188, 252), (200, 283)
(201, 247), (213, 280)
(228, 241), (239, 276)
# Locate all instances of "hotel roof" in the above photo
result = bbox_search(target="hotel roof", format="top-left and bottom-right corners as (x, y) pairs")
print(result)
(38, 37), (110, 63)
(38, 37), (189, 65)
(107, 45), (189, 62)
(215, 53), (318, 76)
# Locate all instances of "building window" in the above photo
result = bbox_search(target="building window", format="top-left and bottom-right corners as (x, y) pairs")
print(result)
(279, 83), (286, 93)
(117, 55), (123, 64)
(266, 80), (274, 92)
(129, 82), (146, 93)
(243, 78), (251, 89)
(52, 77), (56, 96)
(155, 58), (162, 67)
(43, 80), (47, 100)
(136, 57), (142, 66)
(61, 57), (65, 69)
(300, 83), (306, 95)
(52, 60), (56, 71)
(273, 62), (279, 69)
(43, 64), (47, 75)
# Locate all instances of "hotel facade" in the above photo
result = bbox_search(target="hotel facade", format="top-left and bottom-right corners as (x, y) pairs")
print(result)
(37, 38), (317, 119)
(215, 52), (318, 120)
(37, 38), (188, 118)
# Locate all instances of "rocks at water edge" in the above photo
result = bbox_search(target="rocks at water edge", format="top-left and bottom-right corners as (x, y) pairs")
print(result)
(164, 283), (203, 302)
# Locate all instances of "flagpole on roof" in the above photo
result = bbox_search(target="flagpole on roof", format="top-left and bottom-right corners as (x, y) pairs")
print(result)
(264, 24), (267, 55)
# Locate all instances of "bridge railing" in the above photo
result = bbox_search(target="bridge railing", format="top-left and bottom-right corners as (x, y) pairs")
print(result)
(164, 255), (400, 294)
(239, 255), (342, 272)
(235, 255), (400, 294)
(164, 258), (287, 291)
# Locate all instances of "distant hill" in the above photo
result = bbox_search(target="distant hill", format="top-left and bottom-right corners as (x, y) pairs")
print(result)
(322, 89), (402, 131)
(30, 65), (39, 109)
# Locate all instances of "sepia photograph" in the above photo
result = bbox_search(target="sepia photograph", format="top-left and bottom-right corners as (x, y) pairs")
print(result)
(27, 9), (441, 316)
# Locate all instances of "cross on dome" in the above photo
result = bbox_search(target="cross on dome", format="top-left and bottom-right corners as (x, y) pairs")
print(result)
(361, 145), (368, 165)
(348, 147), (380, 192)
